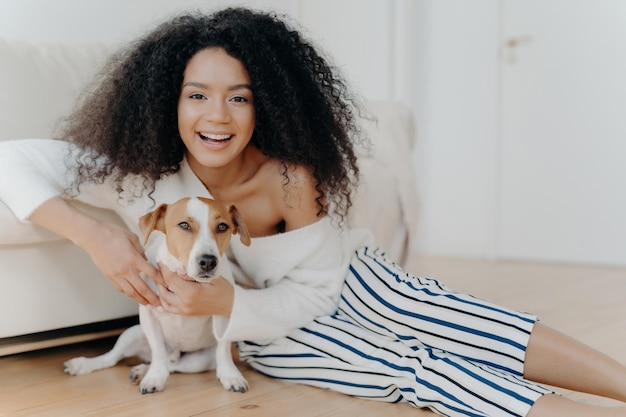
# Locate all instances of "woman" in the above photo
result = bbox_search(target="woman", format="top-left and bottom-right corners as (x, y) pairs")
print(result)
(1, 8), (626, 417)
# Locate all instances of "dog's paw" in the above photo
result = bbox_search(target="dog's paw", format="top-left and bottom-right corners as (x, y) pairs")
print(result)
(217, 368), (249, 393)
(64, 357), (93, 376)
(138, 367), (169, 395)
(129, 364), (149, 385)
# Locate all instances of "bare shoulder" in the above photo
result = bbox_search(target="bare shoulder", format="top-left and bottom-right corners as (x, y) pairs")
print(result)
(263, 160), (323, 232)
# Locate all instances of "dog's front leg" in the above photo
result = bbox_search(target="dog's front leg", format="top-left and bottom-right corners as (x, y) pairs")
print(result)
(216, 340), (248, 393)
(137, 306), (170, 394)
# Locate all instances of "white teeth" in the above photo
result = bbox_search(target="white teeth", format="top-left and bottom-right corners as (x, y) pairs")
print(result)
(199, 132), (231, 141)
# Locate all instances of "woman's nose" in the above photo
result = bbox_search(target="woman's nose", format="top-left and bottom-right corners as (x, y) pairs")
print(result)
(205, 100), (230, 123)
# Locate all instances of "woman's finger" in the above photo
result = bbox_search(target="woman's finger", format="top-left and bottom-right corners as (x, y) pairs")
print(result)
(114, 275), (151, 305)
(139, 260), (167, 288)
(156, 283), (184, 314)
(117, 271), (160, 306)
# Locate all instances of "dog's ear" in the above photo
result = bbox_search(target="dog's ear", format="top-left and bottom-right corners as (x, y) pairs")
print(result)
(138, 204), (168, 245)
(228, 205), (251, 247)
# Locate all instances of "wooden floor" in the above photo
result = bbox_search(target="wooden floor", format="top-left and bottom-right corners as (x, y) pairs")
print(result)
(1, 256), (625, 416)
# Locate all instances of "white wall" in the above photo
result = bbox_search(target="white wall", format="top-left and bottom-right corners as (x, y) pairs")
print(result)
(0, 0), (297, 44)
(497, 0), (626, 267)
(409, 1), (500, 259)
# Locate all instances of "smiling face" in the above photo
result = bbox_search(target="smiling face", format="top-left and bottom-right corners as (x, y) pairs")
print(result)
(177, 47), (255, 171)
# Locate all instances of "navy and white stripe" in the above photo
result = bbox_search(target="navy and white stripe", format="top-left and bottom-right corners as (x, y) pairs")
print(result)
(239, 246), (552, 417)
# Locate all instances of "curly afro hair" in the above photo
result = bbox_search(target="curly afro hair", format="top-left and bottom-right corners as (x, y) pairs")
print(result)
(60, 7), (367, 222)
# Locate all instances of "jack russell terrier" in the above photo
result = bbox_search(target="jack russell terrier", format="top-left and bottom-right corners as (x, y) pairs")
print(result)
(63, 197), (251, 394)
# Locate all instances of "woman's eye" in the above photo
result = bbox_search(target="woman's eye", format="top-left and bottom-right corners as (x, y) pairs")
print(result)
(216, 222), (230, 233)
(178, 222), (192, 231)
(189, 93), (205, 100)
(230, 96), (247, 103)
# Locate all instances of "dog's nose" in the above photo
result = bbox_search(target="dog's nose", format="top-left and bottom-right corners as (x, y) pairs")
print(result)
(198, 254), (218, 272)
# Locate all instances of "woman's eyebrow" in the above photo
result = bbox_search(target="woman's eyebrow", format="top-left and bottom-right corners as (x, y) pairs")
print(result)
(182, 81), (207, 89)
(228, 83), (252, 91)
(182, 81), (252, 91)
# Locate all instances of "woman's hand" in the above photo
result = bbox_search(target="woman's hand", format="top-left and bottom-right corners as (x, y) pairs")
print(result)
(79, 221), (164, 307)
(29, 197), (164, 306)
(157, 265), (234, 317)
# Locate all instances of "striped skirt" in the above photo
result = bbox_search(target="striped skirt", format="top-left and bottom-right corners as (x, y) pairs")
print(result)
(238, 246), (552, 417)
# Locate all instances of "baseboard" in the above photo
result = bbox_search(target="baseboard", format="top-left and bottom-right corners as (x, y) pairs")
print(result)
(0, 315), (138, 356)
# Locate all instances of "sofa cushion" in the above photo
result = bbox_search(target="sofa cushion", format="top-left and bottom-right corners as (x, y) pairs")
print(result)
(0, 37), (111, 141)
(352, 100), (419, 262)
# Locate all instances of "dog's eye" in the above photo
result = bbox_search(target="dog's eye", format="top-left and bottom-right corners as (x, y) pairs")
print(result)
(216, 222), (230, 233)
(178, 222), (192, 232)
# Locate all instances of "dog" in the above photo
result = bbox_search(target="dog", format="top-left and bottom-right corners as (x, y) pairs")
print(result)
(63, 196), (251, 394)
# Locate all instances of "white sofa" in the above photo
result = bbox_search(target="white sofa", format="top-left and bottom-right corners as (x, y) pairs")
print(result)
(0, 37), (418, 350)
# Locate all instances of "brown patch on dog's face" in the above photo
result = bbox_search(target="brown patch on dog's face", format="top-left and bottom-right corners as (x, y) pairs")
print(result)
(160, 198), (202, 269)
(198, 197), (237, 256)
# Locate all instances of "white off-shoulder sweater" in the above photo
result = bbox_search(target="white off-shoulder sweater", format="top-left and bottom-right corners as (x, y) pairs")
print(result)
(0, 139), (373, 342)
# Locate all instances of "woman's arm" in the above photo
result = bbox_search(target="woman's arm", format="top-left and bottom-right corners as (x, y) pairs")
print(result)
(30, 197), (164, 306)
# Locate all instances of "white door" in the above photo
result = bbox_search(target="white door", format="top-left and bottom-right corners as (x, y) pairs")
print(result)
(498, 0), (626, 266)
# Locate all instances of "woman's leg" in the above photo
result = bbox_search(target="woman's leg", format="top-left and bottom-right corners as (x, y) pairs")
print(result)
(522, 322), (626, 416)
(342, 247), (626, 416)
(528, 394), (626, 417)
(350, 249), (626, 395)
